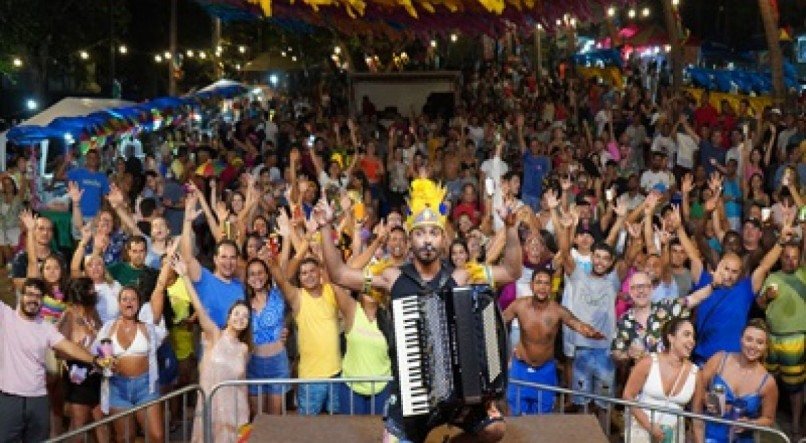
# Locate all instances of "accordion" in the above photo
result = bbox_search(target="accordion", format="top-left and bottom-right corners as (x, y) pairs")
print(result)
(391, 285), (508, 423)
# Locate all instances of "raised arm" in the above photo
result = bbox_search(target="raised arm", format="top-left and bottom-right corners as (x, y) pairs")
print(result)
(258, 244), (301, 313)
(180, 192), (203, 282)
(751, 226), (791, 293)
(488, 205), (523, 285)
(315, 199), (393, 292)
(172, 257), (221, 341)
(107, 183), (143, 237)
(70, 222), (93, 278)
(150, 239), (179, 323)
(67, 181), (85, 237)
(671, 204), (704, 282)
(20, 209), (38, 278)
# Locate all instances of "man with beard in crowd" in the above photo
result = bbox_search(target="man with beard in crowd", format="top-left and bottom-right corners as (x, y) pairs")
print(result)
(0, 278), (112, 441)
(758, 242), (806, 438)
(503, 268), (604, 415)
(319, 178), (523, 443)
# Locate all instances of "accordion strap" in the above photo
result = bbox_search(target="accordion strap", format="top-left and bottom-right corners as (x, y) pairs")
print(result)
(399, 261), (453, 293)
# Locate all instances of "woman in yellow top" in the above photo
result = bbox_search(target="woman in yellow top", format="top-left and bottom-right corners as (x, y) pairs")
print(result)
(337, 286), (392, 415)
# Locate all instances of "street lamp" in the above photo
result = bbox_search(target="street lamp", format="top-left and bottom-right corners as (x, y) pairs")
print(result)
(26, 99), (38, 111)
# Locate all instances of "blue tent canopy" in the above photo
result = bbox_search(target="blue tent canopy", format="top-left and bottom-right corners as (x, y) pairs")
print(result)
(6, 82), (249, 145)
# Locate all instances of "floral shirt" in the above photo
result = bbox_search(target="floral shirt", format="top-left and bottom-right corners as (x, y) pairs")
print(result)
(612, 297), (690, 355)
(84, 229), (128, 266)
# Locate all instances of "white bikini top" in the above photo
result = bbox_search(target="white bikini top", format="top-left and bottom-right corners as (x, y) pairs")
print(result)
(112, 324), (149, 357)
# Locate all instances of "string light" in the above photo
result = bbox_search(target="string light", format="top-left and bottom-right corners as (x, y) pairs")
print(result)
(238, 45), (246, 54)
(627, 8), (636, 18)
(186, 49), (195, 58)
(198, 51), (207, 59)
(154, 54), (163, 62)
(450, 33), (458, 42)
(118, 45), (128, 55)
(79, 51), (89, 60)
(641, 7), (650, 17)
(334, 46), (341, 55)
(607, 6), (616, 17)
(672, 0), (679, 5)
(12, 57), (22, 67)
(163, 51), (171, 60)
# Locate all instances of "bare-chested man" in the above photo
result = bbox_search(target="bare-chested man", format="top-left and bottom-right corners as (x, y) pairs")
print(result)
(503, 268), (604, 415)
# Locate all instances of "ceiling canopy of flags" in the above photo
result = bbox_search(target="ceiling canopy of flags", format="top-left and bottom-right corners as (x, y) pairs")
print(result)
(195, 0), (629, 37)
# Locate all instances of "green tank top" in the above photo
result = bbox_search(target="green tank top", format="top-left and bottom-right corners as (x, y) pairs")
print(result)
(341, 304), (391, 395)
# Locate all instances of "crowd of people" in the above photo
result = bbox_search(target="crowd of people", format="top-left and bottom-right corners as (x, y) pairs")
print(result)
(1, 58), (806, 443)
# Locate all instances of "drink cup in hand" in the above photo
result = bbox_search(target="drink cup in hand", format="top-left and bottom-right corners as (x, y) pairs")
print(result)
(761, 208), (771, 222)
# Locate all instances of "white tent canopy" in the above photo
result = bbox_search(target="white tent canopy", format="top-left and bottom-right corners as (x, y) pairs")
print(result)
(1, 97), (135, 170)
(197, 79), (245, 93)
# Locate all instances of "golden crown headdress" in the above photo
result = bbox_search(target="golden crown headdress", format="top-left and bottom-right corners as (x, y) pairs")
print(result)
(405, 178), (448, 231)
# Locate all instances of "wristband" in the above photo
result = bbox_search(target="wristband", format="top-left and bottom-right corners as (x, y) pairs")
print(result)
(362, 266), (373, 294)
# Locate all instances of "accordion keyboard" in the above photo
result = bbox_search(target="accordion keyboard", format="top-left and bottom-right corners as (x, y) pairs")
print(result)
(392, 295), (429, 417)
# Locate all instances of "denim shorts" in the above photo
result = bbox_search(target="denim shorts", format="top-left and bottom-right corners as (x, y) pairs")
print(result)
(246, 350), (290, 396)
(571, 347), (615, 408)
(108, 373), (160, 410)
(297, 380), (339, 416)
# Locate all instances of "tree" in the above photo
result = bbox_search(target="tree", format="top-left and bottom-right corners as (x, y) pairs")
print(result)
(0, 0), (129, 100)
(662, 0), (684, 91)
(758, 0), (785, 101)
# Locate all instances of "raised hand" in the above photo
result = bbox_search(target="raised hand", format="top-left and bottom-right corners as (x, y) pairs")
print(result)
(184, 192), (201, 222)
(289, 148), (300, 164)
(276, 210), (291, 237)
(106, 183), (125, 209)
(170, 254), (188, 277)
(373, 219), (389, 240)
(165, 236), (180, 258)
(707, 172), (723, 194)
(496, 200), (518, 227)
(544, 188), (560, 210)
(680, 173), (694, 195)
(19, 209), (36, 231)
(558, 208), (574, 229)
(626, 222), (642, 239)
(93, 233), (110, 254)
(312, 199), (334, 228)
(67, 181), (84, 204)
(339, 191), (353, 215)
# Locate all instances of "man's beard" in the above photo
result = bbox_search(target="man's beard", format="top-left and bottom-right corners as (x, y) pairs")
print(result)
(21, 302), (41, 319)
(414, 245), (439, 264)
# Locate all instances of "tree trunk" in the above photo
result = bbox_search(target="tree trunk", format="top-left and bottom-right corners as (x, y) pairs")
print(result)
(662, 0), (684, 91)
(758, 0), (785, 102)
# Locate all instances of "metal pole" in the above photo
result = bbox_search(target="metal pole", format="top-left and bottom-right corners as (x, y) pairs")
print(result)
(168, 0), (177, 95)
(535, 25), (542, 80)
(109, 0), (115, 97)
(213, 18), (222, 79)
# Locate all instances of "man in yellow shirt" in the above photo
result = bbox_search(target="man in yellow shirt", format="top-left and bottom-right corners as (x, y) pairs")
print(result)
(269, 256), (353, 415)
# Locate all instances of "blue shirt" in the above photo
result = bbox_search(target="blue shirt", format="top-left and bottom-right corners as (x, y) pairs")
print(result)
(522, 152), (551, 197)
(194, 267), (245, 329)
(699, 141), (726, 176)
(67, 168), (109, 217)
(692, 272), (755, 364)
(723, 178), (742, 219)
